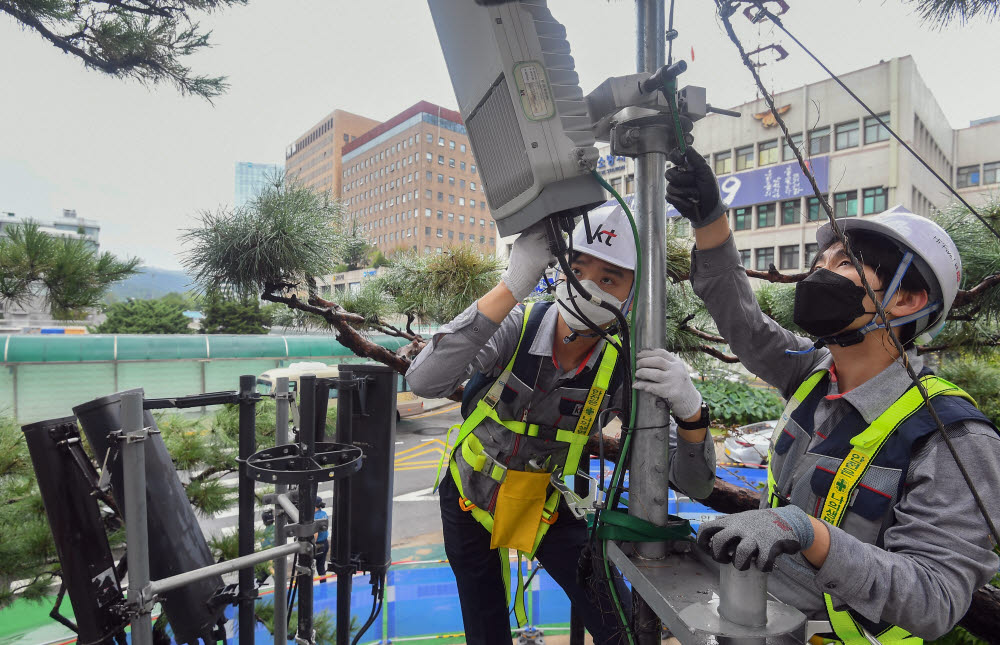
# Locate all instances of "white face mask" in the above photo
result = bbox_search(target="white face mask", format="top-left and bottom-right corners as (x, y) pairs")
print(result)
(555, 279), (624, 331)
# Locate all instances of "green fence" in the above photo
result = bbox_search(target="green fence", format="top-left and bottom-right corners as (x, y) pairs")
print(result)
(0, 334), (410, 423)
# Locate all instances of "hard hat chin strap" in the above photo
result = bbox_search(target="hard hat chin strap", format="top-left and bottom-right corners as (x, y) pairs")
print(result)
(785, 251), (939, 355)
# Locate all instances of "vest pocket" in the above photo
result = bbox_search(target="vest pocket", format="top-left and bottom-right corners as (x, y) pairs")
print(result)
(769, 421), (811, 498)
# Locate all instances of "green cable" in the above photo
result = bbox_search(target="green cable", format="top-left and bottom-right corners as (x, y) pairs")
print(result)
(590, 170), (641, 645)
(664, 77), (688, 156)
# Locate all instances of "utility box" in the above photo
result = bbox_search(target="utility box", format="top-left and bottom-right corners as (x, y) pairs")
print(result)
(22, 417), (126, 645)
(337, 364), (397, 574)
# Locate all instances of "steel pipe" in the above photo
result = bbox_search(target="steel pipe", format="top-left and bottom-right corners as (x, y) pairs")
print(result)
(149, 543), (309, 596)
(122, 391), (153, 645)
(274, 376), (290, 644)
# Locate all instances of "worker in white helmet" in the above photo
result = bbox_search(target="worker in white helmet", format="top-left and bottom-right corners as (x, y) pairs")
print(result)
(666, 146), (1000, 642)
(407, 209), (717, 644)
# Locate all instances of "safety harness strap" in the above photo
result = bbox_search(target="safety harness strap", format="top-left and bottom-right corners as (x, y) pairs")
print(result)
(809, 375), (974, 645)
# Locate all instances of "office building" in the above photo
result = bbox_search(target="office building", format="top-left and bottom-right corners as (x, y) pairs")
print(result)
(340, 100), (497, 256)
(1, 209), (99, 247)
(598, 56), (1000, 275)
(285, 109), (381, 198)
(234, 162), (282, 207)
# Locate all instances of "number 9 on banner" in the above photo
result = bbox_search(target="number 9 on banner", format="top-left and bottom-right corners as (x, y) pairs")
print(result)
(720, 176), (742, 207)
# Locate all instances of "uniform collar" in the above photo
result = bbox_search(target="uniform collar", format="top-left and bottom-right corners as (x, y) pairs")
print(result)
(528, 303), (606, 373)
(834, 350), (925, 425)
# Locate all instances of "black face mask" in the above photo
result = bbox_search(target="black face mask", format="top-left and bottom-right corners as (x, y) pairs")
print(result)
(793, 269), (871, 338)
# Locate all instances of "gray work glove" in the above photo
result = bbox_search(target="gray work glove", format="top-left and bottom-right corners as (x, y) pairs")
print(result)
(501, 222), (556, 302)
(665, 147), (727, 228)
(697, 506), (815, 572)
(632, 348), (703, 420)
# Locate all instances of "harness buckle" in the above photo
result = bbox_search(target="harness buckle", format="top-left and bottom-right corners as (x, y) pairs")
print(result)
(476, 450), (508, 484)
(541, 511), (559, 525)
(458, 496), (477, 512)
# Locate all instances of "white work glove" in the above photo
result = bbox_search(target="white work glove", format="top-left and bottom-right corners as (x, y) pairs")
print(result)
(501, 223), (556, 302)
(632, 348), (703, 420)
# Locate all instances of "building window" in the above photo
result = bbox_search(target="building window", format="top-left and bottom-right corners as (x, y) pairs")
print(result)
(835, 120), (859, 150)
(425, 189), (432, 199)
(438, 137), (445, 146)
(460, 144), (467, 153)
(833, 190), (858, 218)
(755, 247), (775, 271)
(460, 179), (466, 189)
(757, 203), (776, 228)
(470, 199), (476, 208)
(784, 133), (804, 159)
(459, 197), (466, 206)
(448, 195), (455, 204)
(738, 249), (751, 268)
(436, 228), (443, 237)
(735, 145), (754, 171)
(459, 232), (465, 241)
(448, 230), (454, 239)
(471, 164), (477, 174)
(449, 158), (456, 168)
(447, 212), (454, 222)
(864, 113), (890, 144)
(470, 182), (477, 191)
(862, 187), (887, 214)
(436, 210), (443, 219)
(449, 176), (455, 186)
(984, 161), (1000, 185)
(437, 173), (444, 183)
(489, 237), (495, 246)
(957, 165), (980, 188)
(779, 245), (800, 270)
(809, 126), (830, 155)
(449, 140), (455, 150)
(461, 161), (467, 171)
(714, 151), (732, 175)
(733, 207), (751, 231)
(425, 152), (432, 162)
(626, 174), (635, 194)
(437, 192), (444, 201)
(805, 243), (819, 267)
(480, 236), (485, 244)
(438, 155), (444, 165)
(459, 214), (465, 223)
(758, 140), (779, 166)
(425, 227), (431, 235)
(806, 196), (824, 221)
(781, 199), (800, 225)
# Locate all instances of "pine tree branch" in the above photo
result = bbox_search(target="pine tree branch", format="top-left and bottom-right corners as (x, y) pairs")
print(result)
(952, 272), (1000, 309)
(681, 324), (727, 344)
(698, 344), (740, 363)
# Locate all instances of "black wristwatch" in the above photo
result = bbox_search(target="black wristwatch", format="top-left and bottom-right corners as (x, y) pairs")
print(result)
(673, 402), (711, 430)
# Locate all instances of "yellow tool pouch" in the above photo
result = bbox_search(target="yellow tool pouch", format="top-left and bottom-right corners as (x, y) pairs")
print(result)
(490, 469), (551, 552)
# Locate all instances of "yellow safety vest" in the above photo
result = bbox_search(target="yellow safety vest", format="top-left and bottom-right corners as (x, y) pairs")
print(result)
(775, 372), (976, 645)
(434, 302), (619, 625)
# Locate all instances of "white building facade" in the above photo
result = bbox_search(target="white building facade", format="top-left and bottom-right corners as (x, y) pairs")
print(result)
(597, 56), (1000, 275)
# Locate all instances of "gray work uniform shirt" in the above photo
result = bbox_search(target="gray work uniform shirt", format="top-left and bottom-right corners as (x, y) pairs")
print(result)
(406, 301), (717, 513)
(690, 233), (1000, 639)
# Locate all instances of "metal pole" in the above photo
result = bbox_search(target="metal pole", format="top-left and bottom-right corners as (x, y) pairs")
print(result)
(149, 543), (308, 596)
(238, 375), (257, 645)
(718, 567), (768, 628)
(334, 372), (356, 645)
(569, 470), (589, 645)
(122, 391), (153, 645)
(274, 376), (290, 644)
(632, 1), (669, 642)
(297, 374), (317, 643)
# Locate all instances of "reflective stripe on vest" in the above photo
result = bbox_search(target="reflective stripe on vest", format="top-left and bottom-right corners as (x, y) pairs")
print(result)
(432, 302), (619, 626)
(771, 372), (976, 645)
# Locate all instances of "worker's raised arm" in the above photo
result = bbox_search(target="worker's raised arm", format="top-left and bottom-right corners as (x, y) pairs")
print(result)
(406, 223), (554, 398)
(666, 147), (823, 398)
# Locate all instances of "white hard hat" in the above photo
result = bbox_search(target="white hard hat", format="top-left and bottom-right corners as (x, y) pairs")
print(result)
(817, 205), (962, 340)
(570, 204), (636, 272)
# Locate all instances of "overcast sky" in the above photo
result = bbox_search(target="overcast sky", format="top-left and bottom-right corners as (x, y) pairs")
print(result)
(0, 0), (995, 271)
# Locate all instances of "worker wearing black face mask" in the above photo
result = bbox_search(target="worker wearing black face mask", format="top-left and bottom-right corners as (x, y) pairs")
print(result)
(665, 146), (1000, 643)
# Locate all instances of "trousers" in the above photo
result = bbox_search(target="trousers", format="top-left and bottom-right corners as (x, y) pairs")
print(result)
(439, 472), (630, 645)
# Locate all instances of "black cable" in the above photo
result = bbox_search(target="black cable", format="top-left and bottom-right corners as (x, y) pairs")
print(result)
(718, 4), (1000, 547)
(351, 573), (384, 645)
(508, 563), (545, 617)
(755, 6), (1000, 243)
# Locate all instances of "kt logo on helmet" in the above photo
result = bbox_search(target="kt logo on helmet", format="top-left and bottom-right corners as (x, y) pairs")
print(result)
(593, 225), (617, 246)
